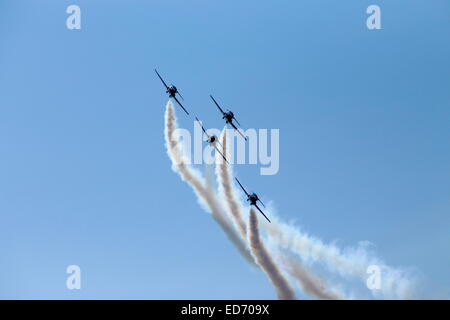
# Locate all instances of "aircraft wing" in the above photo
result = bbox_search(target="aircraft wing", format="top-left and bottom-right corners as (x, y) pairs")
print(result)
(214, 145), (229, 164)
(195, 117), (210, 138)
(232, 116), (241, 127)
(173, 97), (190, 115)
(235, 178), (250, 197)
(258, 199), (266, 208)
(210, 95), (226, 116)
(215, 138), (224, 150)
(230, 122), (247, 141)
(254, 204), (271, 223)
(154, 69), (169, 90)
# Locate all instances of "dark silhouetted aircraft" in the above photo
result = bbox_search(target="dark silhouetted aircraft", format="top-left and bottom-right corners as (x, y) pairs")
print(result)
(155, 69), (189, 115)
(235, 177), (271, 223)
(210, 95), (247, 141)
(195, 117), (229, 164)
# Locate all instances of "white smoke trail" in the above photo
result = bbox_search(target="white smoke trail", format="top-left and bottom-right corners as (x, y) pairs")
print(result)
(212, 127), (415, 299)
(164, 101), (254, 264)
(215, 133), (344, 299)
(265, 218), (416, 299)
(164, 100), (415, 299)
(248, 208), (297, 300)
(281, 253), (343, 300)
(215, 132), (247, 239)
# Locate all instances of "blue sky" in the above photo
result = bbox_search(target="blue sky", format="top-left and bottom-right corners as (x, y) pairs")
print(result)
(0, 0), (449, 299)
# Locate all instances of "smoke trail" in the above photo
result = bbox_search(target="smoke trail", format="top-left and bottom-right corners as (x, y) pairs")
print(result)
(265, 219), (416, 299)
(164, 100), (415, 299)
(164, 101), (254, 264)
(281, 253), (343, 300)
(215, 131), (247, 239)
(212, 129), (414, 299)
(215, 130), (346, 299)
(248, 209), (297, 300)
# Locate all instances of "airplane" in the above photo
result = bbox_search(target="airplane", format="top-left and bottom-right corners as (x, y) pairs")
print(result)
(195, 117), (229, 164)
(154, 69), (189, 115)
(210, 95), (247, 141)
(235, 177), (271, 223)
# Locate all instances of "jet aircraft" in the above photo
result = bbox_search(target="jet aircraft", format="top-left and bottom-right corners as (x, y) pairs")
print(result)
(155, 69), (189, 115)
(235, 177), (271, 223)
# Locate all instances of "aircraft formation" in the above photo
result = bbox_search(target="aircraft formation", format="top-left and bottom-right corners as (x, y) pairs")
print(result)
(155, 69), (271, 223)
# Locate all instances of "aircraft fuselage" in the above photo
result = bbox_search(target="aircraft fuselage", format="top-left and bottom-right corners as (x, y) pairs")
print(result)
(223, 111), (234, 123)
(167, 85), (177, 97)
(208, 135), (217, 144)
(248, 193), (259, 206)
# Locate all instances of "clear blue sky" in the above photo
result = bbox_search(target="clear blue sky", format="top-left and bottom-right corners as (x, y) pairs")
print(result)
(0, 0), (449, 299)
